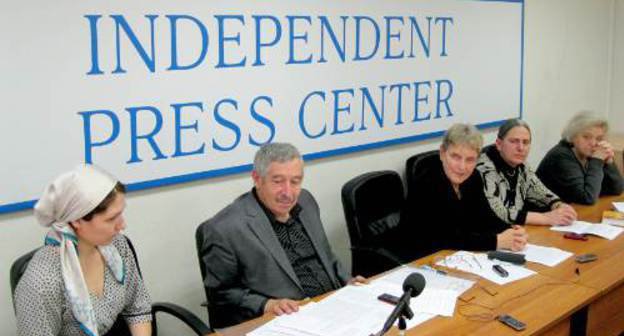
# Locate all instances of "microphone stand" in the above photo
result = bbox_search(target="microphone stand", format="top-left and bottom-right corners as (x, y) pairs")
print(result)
(371, 288), (414, 336)
(398, 315), (407, 336)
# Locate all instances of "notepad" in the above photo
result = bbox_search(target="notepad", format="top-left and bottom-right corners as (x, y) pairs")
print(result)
(603, 210), (624, 227)
(551, 220), (623, 240)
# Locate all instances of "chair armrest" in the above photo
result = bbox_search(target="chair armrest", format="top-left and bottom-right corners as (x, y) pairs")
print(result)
(350, 246), (405, 268)
(152, 302), (213, 335)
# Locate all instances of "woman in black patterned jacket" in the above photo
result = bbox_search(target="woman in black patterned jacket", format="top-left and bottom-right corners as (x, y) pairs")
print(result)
(476, 119), (577, 226)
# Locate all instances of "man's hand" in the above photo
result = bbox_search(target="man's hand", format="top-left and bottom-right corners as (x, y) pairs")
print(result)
(497, 225), (528, 251)
(264, 298), (300, 316)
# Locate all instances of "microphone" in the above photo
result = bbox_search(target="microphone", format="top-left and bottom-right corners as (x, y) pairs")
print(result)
(377, 273), (426, 335)
(487, 250), (526, 265)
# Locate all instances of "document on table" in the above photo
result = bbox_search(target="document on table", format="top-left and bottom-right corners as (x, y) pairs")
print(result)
(516, 243), (573, 267)
(368, 279), (458, 317)
(376, 265), (475, 295)
(249, 266), (478, 336)
(551, 220), (623, 240)
(613, 202), (624, 213)
(247, 283), (436, 336)
(435, 251), (536, 285)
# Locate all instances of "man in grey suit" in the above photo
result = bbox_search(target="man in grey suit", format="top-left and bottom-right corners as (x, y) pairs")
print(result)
(197, 143), (365, 328)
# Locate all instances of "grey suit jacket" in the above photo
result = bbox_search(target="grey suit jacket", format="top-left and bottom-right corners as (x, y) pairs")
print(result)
(197, 189), (350, 328)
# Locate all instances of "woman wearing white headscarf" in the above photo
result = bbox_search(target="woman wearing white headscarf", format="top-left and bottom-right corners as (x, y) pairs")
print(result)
(15, 165), (152, 336)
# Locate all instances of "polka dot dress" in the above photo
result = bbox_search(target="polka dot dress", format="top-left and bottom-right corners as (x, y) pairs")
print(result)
(15, 235), (152, 336)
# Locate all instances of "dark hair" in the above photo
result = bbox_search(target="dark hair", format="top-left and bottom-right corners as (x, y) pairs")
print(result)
(82, 182), (126, 221)
(497, 119), (531, 139)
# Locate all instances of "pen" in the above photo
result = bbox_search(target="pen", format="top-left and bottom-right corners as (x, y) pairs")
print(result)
(493, 264), (509, 277)
(421, 265), (447, 275)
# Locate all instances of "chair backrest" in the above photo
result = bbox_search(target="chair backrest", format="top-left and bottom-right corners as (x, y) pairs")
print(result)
(10, 249), (38, 306)
(341, 170), (405, 247)
(10, 236), (139, 336)
(195, 225), (213, 326)
(405, 150), (439, 196)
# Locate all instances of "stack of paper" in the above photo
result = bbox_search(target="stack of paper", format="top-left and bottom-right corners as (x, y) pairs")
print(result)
(247, 266), (474, 336)
(435, 251), (536, 285)
(613, 202), (624, 213)
(551, 220), (623, 240)
(371, 266), (475, 317)
(603, 210), (624, 227)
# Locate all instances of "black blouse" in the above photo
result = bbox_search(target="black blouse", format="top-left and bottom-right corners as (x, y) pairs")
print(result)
(400, 155), (511, 258)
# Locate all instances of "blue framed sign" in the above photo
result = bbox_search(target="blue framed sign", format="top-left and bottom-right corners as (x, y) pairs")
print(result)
(0, 0), (524, 213)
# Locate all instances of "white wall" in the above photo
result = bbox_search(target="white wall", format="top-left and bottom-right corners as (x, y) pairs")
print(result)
(611, 0), (624, 133)
(523, 0), (615, 163)
(0, 1), (618, 334)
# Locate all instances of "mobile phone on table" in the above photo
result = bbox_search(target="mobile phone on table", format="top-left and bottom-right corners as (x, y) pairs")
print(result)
(564, 232), (588, 241)
(497, 314), (526, 331)
(575, 253), (598, 263)
(377, 293), (400, 305)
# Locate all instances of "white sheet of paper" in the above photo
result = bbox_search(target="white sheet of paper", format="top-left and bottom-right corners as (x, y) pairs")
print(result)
(603, 217), (624, 227)
(375, 266), (475, 295)
(518, 243), (573, 267)
(551, 220), (623, 240)
(435, 251), (536, 285)
(368, 280), (458, 317)
(613, 202), (624, 212)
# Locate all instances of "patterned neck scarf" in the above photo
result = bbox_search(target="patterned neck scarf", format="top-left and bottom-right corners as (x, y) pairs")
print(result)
(34, 165), (125, 336)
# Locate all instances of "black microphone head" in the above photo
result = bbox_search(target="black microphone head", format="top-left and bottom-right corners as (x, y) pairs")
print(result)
(403, 273), (426, 297)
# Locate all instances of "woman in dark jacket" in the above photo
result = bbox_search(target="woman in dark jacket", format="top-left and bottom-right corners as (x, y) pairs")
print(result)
(537, 111), (624, 205)
(401, 123), (528, 259)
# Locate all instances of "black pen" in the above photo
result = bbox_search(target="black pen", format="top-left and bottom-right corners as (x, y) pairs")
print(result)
(493, 264), (509, 277)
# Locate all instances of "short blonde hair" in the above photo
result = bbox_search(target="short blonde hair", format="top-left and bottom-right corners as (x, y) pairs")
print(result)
(562, 111), (609, 142)
(441, 123), (483, 153)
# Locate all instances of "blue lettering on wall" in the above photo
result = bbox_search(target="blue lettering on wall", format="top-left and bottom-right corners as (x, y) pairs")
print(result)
(252, 15), (282, 67)
(85, 15), (104, 75)
(331, 88), (355, 134)
(409, 16), (432, 58)
(435, 17), (453, 57)
(166, 15), (209, 71)
(215, 15), (247, 68)
(298, 91), (327, 139)
(412, 81), (432, 122)
(359, 86), (386, 130)
(435, 79), (454, 118)
(127, 106), (168, 163)
(171, 102), (206, 158)
(318, 16), (347, 63)
(286, 15), (313, 64)
(78, 110), (120, 163)
(249, 96), (276, 145)
(212, 98), (242, 151)
(353, 16), (380, 61)
(111, 15), (158, 74)
(384, 16), (404, 60)
(389, 83), (410, 125)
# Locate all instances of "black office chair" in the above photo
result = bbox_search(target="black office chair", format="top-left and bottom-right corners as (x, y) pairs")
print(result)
(196, 226), (229, 329)
(341, 170), (410, 277)
(10, 236), (212, 336)
(404, 150), (439, 196)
